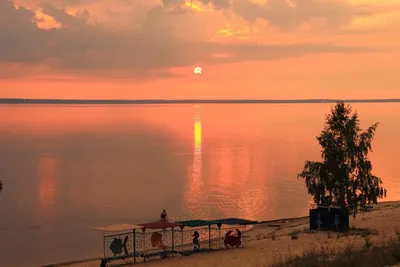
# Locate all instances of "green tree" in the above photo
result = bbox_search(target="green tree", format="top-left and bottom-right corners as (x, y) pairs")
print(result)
(298, 101), (386, 217)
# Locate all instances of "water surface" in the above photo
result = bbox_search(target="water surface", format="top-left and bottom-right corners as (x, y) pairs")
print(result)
(0, 103), (399, 266)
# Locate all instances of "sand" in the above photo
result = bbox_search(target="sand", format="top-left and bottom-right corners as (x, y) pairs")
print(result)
(59, 201), (400, 267)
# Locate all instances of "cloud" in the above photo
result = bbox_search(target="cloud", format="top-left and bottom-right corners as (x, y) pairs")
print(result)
(230, 0), (400, 32)
(161, 0), (230, 9)
(196, 0), (231, 9)
(0, 0), (394, 80)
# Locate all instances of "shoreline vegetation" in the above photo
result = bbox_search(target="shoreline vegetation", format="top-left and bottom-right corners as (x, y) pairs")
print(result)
(272, 237), (400, 267)
(1, 98), (400, 105)
(38, 201), (400, 267)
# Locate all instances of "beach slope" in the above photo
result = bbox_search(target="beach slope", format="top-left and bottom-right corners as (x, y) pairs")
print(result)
(61, 201), (400, 267)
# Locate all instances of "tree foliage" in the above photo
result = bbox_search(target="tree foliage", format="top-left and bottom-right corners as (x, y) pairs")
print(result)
(298, 101), (386, 217)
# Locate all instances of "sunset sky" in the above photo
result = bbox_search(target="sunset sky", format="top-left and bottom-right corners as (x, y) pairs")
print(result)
(1, 0), (400, 99)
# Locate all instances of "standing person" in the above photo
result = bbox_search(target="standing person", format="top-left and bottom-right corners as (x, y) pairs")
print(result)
(192, 231), (200, 250)
(160, 209), (168, 221)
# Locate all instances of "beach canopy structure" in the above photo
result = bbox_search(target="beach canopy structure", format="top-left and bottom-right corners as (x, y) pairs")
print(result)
(96, 217), (257, 266)
(95, 224), (142, 267)
(176, 218), (258, 228)
(95, 224), (139, 233)
(213, 218), (258, 226)
(175, 220), (218, 228)
(137, 221), (181, 230)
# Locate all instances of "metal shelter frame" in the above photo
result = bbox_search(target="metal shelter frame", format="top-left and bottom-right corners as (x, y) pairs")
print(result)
(95, 218), (259, 266)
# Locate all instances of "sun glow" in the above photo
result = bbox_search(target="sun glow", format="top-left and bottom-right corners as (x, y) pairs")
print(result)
(182, 0), (214, 12)
(194, 66), (202, 75)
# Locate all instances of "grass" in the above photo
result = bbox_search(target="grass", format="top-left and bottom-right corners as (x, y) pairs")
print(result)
(271, 232), (276, 240)
(363, 236), (373, 250)
(271, 238), (400, 267)
(334, 227), (379, 239)
(395, 228), (400, 242)
(289, 230), (300, 240)
(327, 231), (332, 239)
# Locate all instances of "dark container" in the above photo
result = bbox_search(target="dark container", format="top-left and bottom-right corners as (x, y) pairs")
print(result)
(309, 206), (349, 232)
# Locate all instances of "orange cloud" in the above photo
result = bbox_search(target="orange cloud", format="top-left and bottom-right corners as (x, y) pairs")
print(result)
(35, 8), (61, 29)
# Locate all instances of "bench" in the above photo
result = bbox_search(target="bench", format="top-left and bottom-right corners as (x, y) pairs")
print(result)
(175, 248), (215, 256)
(99, 253), (143, 267)
(142, 250), (173, 259)
(142, 248), (214, 259)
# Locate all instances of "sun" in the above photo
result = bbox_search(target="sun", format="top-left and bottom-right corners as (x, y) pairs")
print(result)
(193, 66), (202, 75)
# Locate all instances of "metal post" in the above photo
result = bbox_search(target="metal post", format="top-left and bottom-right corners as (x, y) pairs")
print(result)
(142, 228), (146, 262)
(208, 225), (211, 250)
(103, 234), (106, 258)
(181, 227), (184, 247)
(133, 230), (136, 263)
(218, 227), (221, 249)
(242, 225), (245, 247)
(171, 227), (174, 256)
(217, 223), (222, 249)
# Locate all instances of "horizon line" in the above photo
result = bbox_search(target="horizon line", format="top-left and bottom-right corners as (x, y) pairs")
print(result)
(1, 98), (400, 104)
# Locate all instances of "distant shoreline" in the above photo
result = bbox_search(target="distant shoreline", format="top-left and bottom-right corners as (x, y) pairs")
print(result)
(1, 98), (400, 105)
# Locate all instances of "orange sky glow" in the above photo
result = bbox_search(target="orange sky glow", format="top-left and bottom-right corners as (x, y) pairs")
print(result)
(1, 0), (400, 99)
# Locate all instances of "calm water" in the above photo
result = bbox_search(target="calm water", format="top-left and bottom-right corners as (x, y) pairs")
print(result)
(0, 103), (399, 267)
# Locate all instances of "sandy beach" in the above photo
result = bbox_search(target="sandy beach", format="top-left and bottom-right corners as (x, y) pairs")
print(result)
(50, 201), (400, 267)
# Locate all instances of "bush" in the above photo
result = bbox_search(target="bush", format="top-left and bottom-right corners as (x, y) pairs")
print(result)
(289, 231), (299, 240)
(272, 238), (400, 267)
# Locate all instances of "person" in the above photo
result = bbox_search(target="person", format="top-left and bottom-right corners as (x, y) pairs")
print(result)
(160, 209), (168, 221)
(192, 231), (200, 250)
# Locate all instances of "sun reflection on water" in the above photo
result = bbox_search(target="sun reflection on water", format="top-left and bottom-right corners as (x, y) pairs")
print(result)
(37, 153), (59, 213)
(183, 106), (207, 218)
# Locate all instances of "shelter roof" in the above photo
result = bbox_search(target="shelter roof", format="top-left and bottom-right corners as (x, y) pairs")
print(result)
(95, 223), (139, 233)
(213, 218), (258, 225)
(137, 221), (181, 229)
(175, 219), (218, 227)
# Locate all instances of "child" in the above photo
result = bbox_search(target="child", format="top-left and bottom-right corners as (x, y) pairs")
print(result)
(192, 231), (200, 250)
